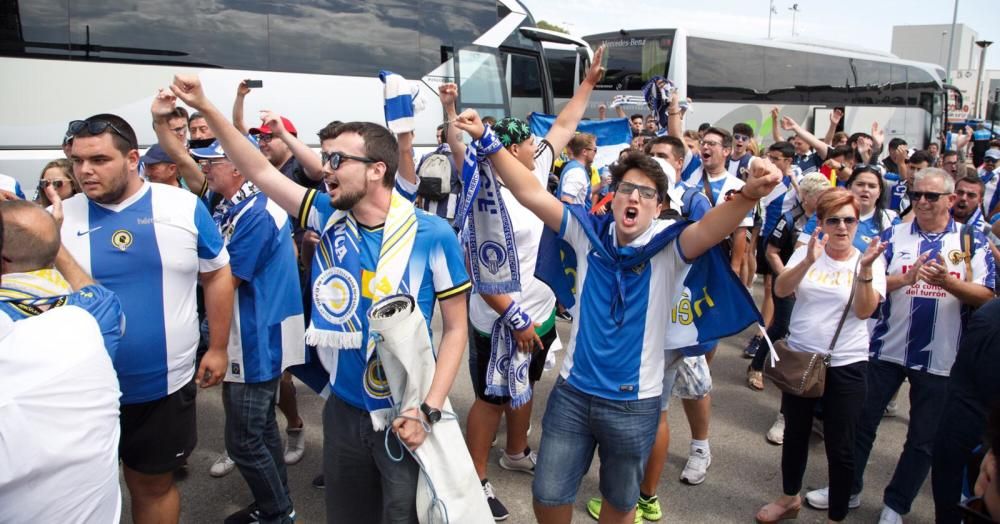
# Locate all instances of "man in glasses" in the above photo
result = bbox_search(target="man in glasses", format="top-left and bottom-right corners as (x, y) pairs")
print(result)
(806, 168), (995, 524)
(59, 113), (234, 524)
(169, 74), (472, 524)
(726, 123), (755, 181)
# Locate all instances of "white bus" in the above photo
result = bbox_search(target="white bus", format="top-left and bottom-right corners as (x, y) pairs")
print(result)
(0, 0), (563, 186)
(553, 28), (958, 149)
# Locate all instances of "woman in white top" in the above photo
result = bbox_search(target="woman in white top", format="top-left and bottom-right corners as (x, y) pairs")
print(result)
(756, 188), (887, 524)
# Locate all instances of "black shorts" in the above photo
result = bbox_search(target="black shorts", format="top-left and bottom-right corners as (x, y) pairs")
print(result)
(469, 323), (556, 405)
(119, 379), (198, 474)
(755, 235), (773, 276)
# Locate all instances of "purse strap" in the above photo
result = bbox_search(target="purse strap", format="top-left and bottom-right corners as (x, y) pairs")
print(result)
(828, 256), (863, 352)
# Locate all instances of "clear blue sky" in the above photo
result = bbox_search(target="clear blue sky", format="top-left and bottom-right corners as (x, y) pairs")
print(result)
(522, 0), (1000, 69)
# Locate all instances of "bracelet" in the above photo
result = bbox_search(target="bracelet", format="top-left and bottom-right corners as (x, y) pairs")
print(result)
(858, 276), (874, 283)
(668, 111), (682, 116)
(501, 301), (533, 332)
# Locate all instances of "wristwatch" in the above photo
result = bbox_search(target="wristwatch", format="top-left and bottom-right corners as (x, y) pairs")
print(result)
(420, 402), (441, 425)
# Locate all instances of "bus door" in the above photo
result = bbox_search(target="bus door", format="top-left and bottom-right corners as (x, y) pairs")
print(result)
(502, 49), (550, 119)
(453, 45), (511, 119)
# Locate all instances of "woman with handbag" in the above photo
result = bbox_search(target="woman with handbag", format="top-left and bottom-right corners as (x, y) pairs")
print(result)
(755, 188), (887, 523)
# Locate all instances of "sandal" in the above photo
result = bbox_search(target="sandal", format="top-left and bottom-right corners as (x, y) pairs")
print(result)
(755, 499), (801, 523)
(747, 366), (764, 391)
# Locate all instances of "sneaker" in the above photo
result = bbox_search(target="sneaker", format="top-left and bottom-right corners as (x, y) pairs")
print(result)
(224, 503), (296, 524)
(284, 426), (305, 465)
(680, 447), (711, 485)
(311, 474), (325, 489)
(499, 447), (536, 475)
(585, 498), (642, 524)
(482, 480), (509, 521)
(766, 413), (785, 445)
(878, 505), (903, 524)
(804, 486), (861, 510)
(637, 493), (663, 521)
(209, 452), (236, 478)
(884, 400), (898, 417)
(812, 419), (825, 440)
(743, 335), (761, 358)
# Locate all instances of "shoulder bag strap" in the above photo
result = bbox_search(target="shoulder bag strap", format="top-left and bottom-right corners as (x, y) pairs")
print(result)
(701, 171), (716, 207)
(828, 256), (862, 352)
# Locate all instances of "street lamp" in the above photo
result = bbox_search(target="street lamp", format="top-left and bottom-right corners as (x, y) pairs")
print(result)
(767, 0), (778, 39)
(973, 40), (993, 119)
(788, 4), (800, 37)
(938, 31), (948, 68)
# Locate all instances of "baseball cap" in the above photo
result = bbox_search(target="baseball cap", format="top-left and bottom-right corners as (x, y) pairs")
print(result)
(140, 144), (174, 165)
(984, 149), (1000, 161)
(249, 116), (298, 137)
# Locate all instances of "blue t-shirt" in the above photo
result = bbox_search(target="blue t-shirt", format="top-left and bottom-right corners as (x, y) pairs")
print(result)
(300, 190), (471, 410)
(883, 172), (909, 214)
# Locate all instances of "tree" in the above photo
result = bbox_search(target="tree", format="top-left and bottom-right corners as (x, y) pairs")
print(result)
(536, 20), (569, 34)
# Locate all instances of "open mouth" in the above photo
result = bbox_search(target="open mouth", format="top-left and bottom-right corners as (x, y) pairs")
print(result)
(623, 207), (639, 227)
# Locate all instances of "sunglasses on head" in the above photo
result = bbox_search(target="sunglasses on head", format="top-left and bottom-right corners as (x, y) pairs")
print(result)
(67, 119), (137, 149)
(38, 180), (69, 189)
(616, 181), (658, 200)
(907, 190), (950, 203)
(322, 151), (375, 170)
(823, 216), (858, 227)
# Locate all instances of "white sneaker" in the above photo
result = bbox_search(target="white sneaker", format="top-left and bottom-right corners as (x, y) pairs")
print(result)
(209, 452), (235, 477)
(884, 400), (898, 417)
(766, 413), (785, 445)
(679, 447), (711, 485)
(499, 447), (536, 475)
(284, 426), (305, 465)
(878, 505), (903, 524)
(804, 486), (861, 510)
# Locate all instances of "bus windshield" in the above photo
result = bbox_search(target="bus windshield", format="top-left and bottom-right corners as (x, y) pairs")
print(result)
(587, 32), (674, 91)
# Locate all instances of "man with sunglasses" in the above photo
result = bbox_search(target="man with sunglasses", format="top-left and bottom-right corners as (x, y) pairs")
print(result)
(726, 123), (755, 181)
(169, 74), (473, 524)
(558, 133), (599, 208)
(806, 168), (995, 524)
(58, 113), (234, 524)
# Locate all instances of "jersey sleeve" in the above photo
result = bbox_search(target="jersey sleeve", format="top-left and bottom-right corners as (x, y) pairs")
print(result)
(227, 206), (275, 282)
(193, 200), (230, 272)
(970, 230), (997, 289)
(428, 220), (472, 300)
(687, 192), (712, 221)
(297, 188), (336, 233)
(67, 285), (124, 360)
(394, 172), (419, 203)
(560, 167), (589, 202)
(558, 204), (592, 250)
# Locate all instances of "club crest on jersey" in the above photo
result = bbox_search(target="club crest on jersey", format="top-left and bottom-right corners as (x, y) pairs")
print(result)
(947, 249), (967, 265)
(479, 241), (506, 274)
(313, 267), (360, 324)
(364, 358), (392, 399)
(111, 229), (133, 251)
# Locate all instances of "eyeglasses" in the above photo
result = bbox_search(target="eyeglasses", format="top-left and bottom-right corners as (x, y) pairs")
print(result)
(169, 125), (187, 136)
(700, 139), (723, 148)
(38, 179), (70, 189)
(907, 191), (950, 202)
(197, 158), (230, 169)
(67, 119), (137, 149)
(254, 133), (274, 143)
(616, 181), (658, 200)
(323, 151), (375, 170)
(823, 216), (858, 227)
(733, 133), (750, 142)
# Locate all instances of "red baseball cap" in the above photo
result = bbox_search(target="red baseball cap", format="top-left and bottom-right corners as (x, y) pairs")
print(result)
(250, 116), (297, 137)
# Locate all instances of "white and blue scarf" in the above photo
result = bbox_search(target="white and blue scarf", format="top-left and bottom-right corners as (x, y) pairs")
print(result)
(379, 70), (425, 134)
(307, 191), (418, 429)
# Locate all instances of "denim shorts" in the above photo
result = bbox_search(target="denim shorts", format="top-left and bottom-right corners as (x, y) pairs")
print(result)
(532, 377), (660, 511)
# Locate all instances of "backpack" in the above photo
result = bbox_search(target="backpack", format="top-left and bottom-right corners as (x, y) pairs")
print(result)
(416, 150), (453, 201)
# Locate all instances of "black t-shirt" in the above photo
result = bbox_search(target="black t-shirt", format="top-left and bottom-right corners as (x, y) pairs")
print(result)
(767, 208), (806, 268)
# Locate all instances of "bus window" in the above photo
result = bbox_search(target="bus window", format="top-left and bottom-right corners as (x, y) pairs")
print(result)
(687, 37), (763, 101)
(763, 48), (808, 103)
(850, 59), (889, 105)
(505, 52), (546, 119)
(890, 64), (907, 106)
(592, 34), (672, 91)
(808, 54), (852, 105)
(456, 47), (509, 118)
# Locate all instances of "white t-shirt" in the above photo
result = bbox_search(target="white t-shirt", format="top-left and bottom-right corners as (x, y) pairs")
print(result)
(470, 141), (559, 333)
(785, 246), (887, 367)
(559, 165), (590, 206)
(0, 306), (122, 523)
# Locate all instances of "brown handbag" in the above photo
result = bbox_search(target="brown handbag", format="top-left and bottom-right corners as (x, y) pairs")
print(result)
(764, 258), (861, 398)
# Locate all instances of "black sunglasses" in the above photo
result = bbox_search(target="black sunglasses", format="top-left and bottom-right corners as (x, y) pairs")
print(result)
(908, 190), (950, 203)
(67, 119), (137, 149)
(616, 181), (659, 200)
(323, 151), (375, 170)
(823, 216), (858, 227)
(38, 180), (69, 189)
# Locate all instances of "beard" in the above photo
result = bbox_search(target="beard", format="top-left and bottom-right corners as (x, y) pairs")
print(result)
(331, 185), (367, 211)
(91, 164), (133, 205)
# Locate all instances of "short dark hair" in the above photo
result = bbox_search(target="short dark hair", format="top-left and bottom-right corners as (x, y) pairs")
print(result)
(827, 145), (852, 160)
(188, 111), (206, 124)
(768, 141), (795, 158)
(74, 113), (138, 154)
(907, 150), (932, 166)
(956, 175), (985, 195)
(327, 122), (399, 188)
(609, 152), (669, 200)
(697, 122), (712, 133)
(941, 149), (959, 159)
(317, 120), (343, 141)
(887, 137), (908, 150)
(732, 123), (753, 137)
(0, 201), (60, 272)
(703, 127), (732, 148)
(169, 107), (189, 121)
(630, 114), (644, 122)
(644, 135), (685, 161)
(847, 132), (873, 148)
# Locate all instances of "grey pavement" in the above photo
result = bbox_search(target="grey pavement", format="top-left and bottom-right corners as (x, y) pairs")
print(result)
(123, 306), (934, 523)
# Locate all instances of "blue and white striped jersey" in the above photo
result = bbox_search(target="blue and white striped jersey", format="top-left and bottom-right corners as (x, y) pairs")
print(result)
(222, 192), (305, 384)
(60, 181), (229, 404)
(869, 220), (996, 376)
(793, 152), (823, 175)
(759, 171), (802, 238)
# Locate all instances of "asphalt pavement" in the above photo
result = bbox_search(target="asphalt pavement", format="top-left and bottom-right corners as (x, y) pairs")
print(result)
(121, 299), (935, 523)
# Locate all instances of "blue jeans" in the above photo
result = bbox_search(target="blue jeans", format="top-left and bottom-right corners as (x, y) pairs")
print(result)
(322, 394), (419, 524)
(851, 359), (949, 515)
(223, 378), (293, 524)
(533, 377), (660, 511)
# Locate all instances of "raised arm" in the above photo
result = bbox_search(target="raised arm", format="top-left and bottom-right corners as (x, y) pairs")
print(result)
(679, 157), (781, 260)
(667, 91), (684, 139)
(151, 90), (207, 195)
(780, 116), (828, 159)
(233, 80), (250, 135)
(396, 130), (418, 187)
(170, 74), (308, 216)
(823, 108), (843, 145)
(438, 83), (467, 172)
(261, 110), (324, 181)
(545, 45), (606, 153)
(453, 109), (563, 231)
(770, 107), (783, 144)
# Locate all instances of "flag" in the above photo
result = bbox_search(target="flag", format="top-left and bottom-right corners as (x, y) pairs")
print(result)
(528, 112), (632, 169)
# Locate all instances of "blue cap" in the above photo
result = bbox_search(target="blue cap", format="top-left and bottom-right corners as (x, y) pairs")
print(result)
(140, 144), (174, 165)
(190, 135), (259, 160)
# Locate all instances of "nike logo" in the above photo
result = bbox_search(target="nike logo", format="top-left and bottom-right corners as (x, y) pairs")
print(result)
(76, 226), (103, 236)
